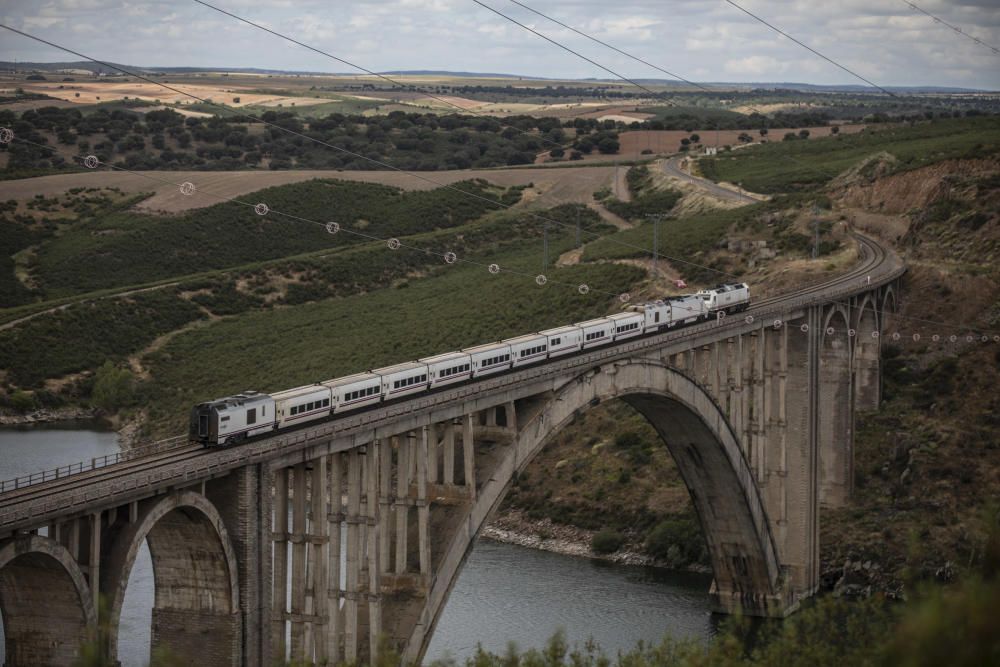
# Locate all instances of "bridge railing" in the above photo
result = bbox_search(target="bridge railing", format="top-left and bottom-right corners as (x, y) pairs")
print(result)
(0, 434), (188, 494)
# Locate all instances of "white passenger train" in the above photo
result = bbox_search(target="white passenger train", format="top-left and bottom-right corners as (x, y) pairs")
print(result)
(190, 283), (750, 446)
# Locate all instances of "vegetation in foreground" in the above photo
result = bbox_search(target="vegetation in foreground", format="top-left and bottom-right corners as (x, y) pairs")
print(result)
(699, 116), (1000, 193)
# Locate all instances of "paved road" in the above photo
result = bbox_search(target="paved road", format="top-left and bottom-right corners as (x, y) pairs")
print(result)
(661, 156), (758, 204)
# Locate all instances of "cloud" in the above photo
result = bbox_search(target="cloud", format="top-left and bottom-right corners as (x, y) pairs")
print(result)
(0, 0), (996, 89)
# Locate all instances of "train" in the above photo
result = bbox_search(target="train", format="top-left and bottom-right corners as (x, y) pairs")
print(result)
(189, 283), (750, 446)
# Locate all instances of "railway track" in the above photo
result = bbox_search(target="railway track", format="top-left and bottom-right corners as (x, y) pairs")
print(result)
(0, 233), (901, 526)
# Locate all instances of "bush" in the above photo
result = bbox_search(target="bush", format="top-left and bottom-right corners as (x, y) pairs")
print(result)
(592, 529), (625, 555)
(9, 390), (37, 412)
(91, 361), (135, 412)
(645, 516), (705, 566)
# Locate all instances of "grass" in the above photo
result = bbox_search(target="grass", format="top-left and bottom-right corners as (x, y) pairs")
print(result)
(699, 117), (1000, 194)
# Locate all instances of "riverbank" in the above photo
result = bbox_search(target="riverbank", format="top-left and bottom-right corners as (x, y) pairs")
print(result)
(483, 509), (711, 573)
(0, 406), (97, 426)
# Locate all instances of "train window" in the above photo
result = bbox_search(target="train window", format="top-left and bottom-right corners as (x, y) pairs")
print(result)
(221, 416), (230, 422)
(247, 408), (256, 425)
(655, 312), (660, 323)
(552, 337), (561, 346)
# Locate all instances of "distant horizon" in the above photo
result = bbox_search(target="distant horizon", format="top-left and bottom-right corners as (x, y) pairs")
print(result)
(3, 60), (996, 95)
(1, 1), (998, 91)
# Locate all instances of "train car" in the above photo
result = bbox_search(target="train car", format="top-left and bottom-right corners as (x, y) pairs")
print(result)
(190, 391), (276, 446)
(272, 385), (332, 429)
(577, 317), (614, 349)
(540, 325), (583, 358)
(465, 342), (512, 378)
(608, 312), (645, 340)
(667, 295), (706, 325)
(324, 372), (382, 413)
(698, 283), (750, 314)
(506, 334), (549, 368)
(630, 301), (671, 333)
(376, 361), (429, 400)
(421, 351), (473, 389)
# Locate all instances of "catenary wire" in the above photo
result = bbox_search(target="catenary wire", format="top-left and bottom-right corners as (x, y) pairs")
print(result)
(469, 1), (1000, 337)
(722, 0), (897, 96)
(897, 0), (1000, 56)
(487, 1), (860, 184)
(0, 23), (743, 282)
(6, 134), (623, 298)
(190, 0), (640, 158)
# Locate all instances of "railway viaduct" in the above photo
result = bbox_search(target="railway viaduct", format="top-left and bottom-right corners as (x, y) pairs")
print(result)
(0, 235), (904, 666)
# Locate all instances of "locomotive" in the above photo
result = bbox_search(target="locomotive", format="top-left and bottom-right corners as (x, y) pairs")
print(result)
(189, 283), (750, 446)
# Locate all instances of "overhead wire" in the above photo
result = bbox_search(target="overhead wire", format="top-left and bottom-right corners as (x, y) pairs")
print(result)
(474, 0), (1000, 338)
(5, 134), (622, 298)
(721, 0), (897, 96)
(896, 0), (1000, 56)
(0, 22), (742, 282)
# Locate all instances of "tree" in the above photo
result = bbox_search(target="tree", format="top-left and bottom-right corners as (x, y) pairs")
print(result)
(548, 147), (565, 158)
(831, 125), (840, 135)
(798, 129), (811, 139)
(91, 362), (134, 412)
(690, 133), (700, 143)
(759, 128), (768, 137)
(597, 137), (620, 154)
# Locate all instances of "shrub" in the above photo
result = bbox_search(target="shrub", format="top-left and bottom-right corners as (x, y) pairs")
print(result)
(645, 516), (706, 566)
(592, 529), (625, 555)
(9, 390), (37, 412)
(91, 361), (135, 412)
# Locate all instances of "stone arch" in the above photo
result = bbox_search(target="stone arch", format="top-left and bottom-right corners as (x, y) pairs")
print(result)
(0, 534), (96, 666)
(819, 307), (854, 508)
(104, 491), (239, 666)
(406, 359), (786, 662)
(853, 295), (881, 410)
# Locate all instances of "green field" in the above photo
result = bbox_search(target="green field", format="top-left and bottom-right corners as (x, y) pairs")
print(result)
(142, 240), (643, 435)
(700, 117), (1000, 194)
(32, 179), (518, 297)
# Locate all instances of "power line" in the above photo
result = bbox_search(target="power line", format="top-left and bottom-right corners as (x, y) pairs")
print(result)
(897, 0), (1000, 56)
(506, 0), (715, 94)
(192, 0), (581, 158)
(470, 1), (662, 98)
(0, 23), (740, 282)
(722, 0), (897, 97)
(6, 133), (622, 298)
(490, 1), (853, 181)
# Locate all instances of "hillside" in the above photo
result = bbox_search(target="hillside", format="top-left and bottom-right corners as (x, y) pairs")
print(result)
(487, 137), (1000, 594)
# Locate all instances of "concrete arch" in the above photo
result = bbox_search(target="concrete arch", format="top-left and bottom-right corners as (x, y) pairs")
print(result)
(407, 359), (786, 662)
(105, 491), (240, 666)
(821, 305), (852, 346)
(0, 535), (96, 666)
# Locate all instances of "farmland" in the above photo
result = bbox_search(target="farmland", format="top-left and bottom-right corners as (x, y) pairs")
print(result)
(699, 116), (1000, 193)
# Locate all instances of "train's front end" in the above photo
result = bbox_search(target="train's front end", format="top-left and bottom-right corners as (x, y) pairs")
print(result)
(189, 402), (217, 446)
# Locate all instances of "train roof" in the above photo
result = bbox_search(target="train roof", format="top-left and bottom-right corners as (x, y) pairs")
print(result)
(203, 391), (271, 410)
(270, 384), (328, 401)
(322, 372), (381, 389)
(502, 333), (547, 345)
(575, 317), (613, 328)
(372, 360), (427, 376)
(419, 351), (471, 364)
(539, 325), (581, 336)
(462, 341), (511, 354)
(608, 311), (643, 321)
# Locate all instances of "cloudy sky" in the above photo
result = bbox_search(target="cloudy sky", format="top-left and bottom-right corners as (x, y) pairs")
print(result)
(2, 0), (999, 89)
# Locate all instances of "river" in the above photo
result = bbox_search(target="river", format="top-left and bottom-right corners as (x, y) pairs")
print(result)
(0, 424), (717, 665)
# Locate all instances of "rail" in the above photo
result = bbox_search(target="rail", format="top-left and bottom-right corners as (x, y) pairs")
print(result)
(0, 435), (188, 493)
(0, 235), (903, 501)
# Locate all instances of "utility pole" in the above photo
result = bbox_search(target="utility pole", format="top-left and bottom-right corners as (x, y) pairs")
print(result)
(646, 213), (670, 277)
(543, 222), (549, 269)
(812, 205), (821, 259)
